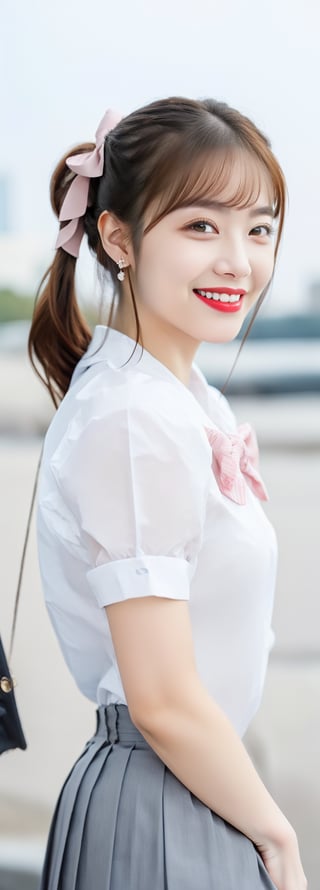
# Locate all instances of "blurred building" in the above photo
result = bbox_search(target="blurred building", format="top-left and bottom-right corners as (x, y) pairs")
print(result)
(0, 233), (100, 304)
(0, 233), (51, 294)
(0, 175), (10, 233)
(308, 280), (320, 313)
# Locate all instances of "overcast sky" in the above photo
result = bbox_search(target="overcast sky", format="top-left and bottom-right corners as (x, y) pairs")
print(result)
(1, 0), (319, 311)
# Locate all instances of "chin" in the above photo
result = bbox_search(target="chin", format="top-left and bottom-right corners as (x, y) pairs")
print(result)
(201, 320), (246, 344)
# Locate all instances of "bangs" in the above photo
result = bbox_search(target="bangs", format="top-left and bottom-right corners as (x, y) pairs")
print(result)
(143, 146), (278, 235)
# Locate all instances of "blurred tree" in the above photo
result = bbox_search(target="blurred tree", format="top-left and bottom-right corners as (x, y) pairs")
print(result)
(0, 289), (97, 326)
(0, 289), (34, 322)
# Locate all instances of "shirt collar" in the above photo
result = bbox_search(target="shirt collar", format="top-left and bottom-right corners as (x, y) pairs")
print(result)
(70, 325), (212, 412)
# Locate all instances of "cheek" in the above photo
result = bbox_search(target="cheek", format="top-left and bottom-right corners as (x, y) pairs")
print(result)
(254, 246), (275, 284)
(137, 238), (193, 294)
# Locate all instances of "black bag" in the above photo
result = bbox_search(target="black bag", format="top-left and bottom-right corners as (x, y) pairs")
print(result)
(0, 446), (43, 754)
(0, 636), (27, 753)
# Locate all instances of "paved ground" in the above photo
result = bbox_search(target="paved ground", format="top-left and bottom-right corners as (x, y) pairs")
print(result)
(0, 358), (319, 887)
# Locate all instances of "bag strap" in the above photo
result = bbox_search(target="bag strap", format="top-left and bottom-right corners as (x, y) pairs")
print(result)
(8, 443), (44, 664)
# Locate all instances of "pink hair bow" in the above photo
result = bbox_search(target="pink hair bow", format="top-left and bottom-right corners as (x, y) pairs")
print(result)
(205, 422), (268, 505)
(55, 109), (123, 258)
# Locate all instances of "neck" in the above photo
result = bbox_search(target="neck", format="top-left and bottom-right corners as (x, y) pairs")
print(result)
(109, 299), (200, 386)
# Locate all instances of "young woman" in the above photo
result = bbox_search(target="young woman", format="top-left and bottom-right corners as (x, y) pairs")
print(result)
(29, 96), (307, 890)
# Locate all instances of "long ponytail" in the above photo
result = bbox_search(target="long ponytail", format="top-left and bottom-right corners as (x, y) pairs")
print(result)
(28, 145), (94, 407)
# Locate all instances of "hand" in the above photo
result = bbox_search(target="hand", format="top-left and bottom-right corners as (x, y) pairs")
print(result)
(255, 827), (307, 890)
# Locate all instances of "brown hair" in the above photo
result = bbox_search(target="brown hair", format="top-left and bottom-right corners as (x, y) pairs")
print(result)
(28, 96), (287, 406)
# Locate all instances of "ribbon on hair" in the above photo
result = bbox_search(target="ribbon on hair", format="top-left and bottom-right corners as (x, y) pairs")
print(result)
(205, 422), (268, 505)
(55, 108), (123, 258)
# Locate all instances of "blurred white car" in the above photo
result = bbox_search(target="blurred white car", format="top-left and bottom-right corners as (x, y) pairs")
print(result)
(197, 338), (320, 394)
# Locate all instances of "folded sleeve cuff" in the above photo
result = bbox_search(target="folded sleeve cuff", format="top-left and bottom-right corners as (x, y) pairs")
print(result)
(86, 555), (194, 607)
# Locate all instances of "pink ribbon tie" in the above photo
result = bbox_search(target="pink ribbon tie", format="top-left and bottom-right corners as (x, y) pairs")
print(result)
(55, 108), (122, 257)
(205, 422), (268, 505)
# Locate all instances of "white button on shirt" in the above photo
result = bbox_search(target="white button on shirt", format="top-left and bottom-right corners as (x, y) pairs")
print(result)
(37, 326), (277, 738)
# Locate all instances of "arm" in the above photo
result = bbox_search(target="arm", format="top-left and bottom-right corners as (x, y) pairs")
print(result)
(106, 595), (307, 889)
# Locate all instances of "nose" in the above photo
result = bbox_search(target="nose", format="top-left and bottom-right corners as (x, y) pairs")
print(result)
(212, 238), (252, 279)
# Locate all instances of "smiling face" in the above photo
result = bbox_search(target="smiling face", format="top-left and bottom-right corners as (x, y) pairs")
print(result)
(130, 152), (276, 353)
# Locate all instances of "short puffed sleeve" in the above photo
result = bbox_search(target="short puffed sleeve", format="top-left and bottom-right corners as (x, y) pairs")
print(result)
(50, 375), (212, 607)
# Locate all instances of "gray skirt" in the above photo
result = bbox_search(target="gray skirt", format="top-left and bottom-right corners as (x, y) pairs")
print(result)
(40, 704), (276, 890)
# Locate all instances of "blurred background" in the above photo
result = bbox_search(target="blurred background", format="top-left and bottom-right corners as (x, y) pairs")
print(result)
(1, 0), (319, 887)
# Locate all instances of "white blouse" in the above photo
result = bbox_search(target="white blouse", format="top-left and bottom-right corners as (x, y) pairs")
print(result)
(37, 325), (277, 738)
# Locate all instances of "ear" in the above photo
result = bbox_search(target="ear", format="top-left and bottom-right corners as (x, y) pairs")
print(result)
(97, 210), (135, 270)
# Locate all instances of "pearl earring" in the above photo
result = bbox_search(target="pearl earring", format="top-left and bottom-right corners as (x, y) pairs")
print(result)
(117, 258), (126, 281)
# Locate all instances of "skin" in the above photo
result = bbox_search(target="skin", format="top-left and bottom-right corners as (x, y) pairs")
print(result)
(97, 155), (307, 889)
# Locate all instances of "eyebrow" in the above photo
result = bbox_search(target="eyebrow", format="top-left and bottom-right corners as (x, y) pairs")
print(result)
(184, 200), (276, 218)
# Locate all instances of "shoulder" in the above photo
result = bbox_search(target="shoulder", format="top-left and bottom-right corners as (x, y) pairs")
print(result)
(49, 364), (212, 479)
(73, 364), (205, 436)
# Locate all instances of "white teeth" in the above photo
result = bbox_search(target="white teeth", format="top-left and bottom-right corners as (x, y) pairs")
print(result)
(196, 290), (242, 303)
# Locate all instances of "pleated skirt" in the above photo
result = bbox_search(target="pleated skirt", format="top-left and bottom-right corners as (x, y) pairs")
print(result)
(40, 703), (276, 890)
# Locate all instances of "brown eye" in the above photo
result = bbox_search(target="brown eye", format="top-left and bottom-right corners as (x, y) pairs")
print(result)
(250, 225), (275, 237)
(187, 220), (217, 233)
